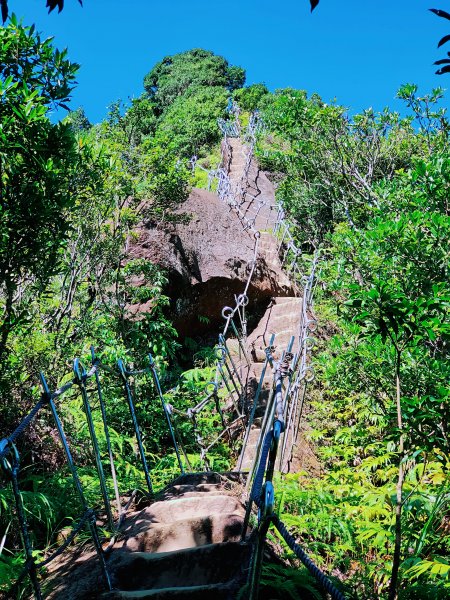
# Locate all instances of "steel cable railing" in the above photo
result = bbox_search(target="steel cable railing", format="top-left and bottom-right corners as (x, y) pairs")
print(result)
(0, 349), (186, 599)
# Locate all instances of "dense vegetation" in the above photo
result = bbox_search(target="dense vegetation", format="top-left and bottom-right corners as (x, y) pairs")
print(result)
(253, 86), (449, 598)
(0, 25), (245, 592)
(0, 14), (448, 600)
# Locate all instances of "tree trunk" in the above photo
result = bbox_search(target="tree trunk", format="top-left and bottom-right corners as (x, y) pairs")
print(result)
(0, 280), (14, 364)
(388, 349), (404, 600)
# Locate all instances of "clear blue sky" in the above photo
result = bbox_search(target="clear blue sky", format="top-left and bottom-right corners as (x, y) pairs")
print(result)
(11, 0), (449, 123)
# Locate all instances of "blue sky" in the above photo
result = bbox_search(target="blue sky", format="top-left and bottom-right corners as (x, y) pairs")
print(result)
(12, 0), (449, 123)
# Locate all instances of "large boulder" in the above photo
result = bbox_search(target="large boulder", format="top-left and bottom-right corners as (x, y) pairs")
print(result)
(128, 188), (293, 337)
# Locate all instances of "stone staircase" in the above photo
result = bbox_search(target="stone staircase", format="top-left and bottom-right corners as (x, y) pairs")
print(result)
(223, 137), (303, 475)
(45, 474), (250, 600)
(98, 135), (304, 596)
(237, 296), (303, 473)
(103, 473), (250, 600)
(227, 138), (278, 233)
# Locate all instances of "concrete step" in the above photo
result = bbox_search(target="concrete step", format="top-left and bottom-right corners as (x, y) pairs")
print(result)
(268, 296), (299, 305)
(161, 489), (235, 500)
(114, 495), (245, 554)
(145, 495), (243, 522)
(238, 428), (263, 471)
(115, 513), (243, 553)
(250, 362), (274, 381)
(160, 483), (223, 498)
(247, 297), (302, 358)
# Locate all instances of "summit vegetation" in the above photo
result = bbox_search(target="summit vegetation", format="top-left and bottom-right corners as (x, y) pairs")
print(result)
(0, 15), (448, 600)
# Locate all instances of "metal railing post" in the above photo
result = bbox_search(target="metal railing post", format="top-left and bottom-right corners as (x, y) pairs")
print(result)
(73, 359), (114, 530)
(248, 481), (274, 600)
(237, 335), (275, 472)
(1, 444), (43, 600)
(117, 361), (153, 496)
(90, 347), (123, 522)
(148, 354), (184, 473)
(39, 373), (112, 591)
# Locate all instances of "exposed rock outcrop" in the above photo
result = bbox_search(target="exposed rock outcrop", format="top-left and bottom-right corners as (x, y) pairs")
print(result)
(128, 158), (293, 337)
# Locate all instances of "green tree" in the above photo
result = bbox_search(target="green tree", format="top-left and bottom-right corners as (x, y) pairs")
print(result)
(143, 49), (244, 114)
(156, 86), (228, 156)
(258, 88), (419, 245)
(265, 85), (449, 597)
(233, 83), (269, 112)
(226, 65), (246, 92)
(67, 106), (91, 133)
(325, 149), (449, 598)
(0, 17), (79, 361)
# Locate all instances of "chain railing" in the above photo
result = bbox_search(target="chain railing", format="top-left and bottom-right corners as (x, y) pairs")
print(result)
(212, 105), (343, 600)
(217, 99), (241, 138)
(0, 349), (187, 599)
(243, 413), (346, 600)
(237, 266), (344, 600)
(149, 228), (260, 469)
(145, 106), (273, 469)
(172, 103), (319, 470)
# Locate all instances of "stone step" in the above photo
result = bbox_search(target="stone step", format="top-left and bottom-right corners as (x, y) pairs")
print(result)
(258, 240), (278, 251)
(259, 240), (278, 248)
(164, 472), (240, 488)
(247, 297), (303, 357)
(108, 542), (251, 591)
(114, 513), (243, 554)
(113, 494), (245, 555)
(250, 362), (274, 381)
(145, 495), (243, 523)
(160, 483), (223, 498)
(162, 489), (236, 500)
(269, 296), (299, 305)
(263, 315), (301, 329)
(224, 338), (250, 362)
(103, 583), (235, 599)
(238, 427), (263, 471)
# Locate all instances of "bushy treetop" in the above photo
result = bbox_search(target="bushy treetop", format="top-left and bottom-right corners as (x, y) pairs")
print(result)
(143, 48), (245, 113)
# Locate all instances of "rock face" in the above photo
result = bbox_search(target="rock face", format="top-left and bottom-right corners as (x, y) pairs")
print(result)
(128, 174), (293, 338)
